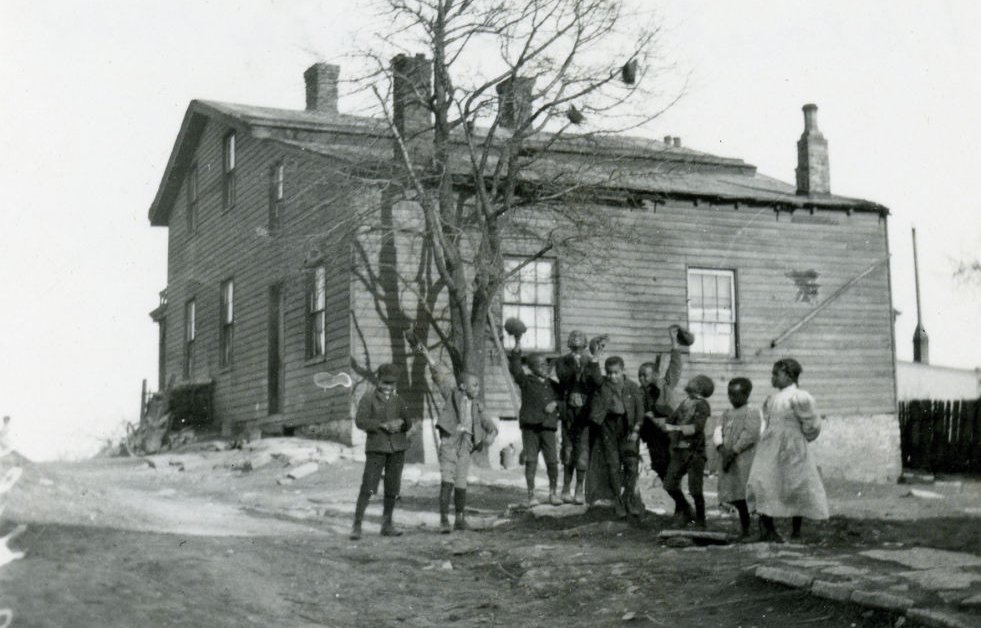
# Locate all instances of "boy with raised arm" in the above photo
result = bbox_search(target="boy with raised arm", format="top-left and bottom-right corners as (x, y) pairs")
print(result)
(415, 342), (497, 534)
(508, 339), (564, 507)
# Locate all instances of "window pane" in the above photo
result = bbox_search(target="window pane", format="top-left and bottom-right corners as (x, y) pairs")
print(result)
(503, 280), (520, 302)
(536, 281), (553, 305)
(536, 260), (552, 282)
(519, 281), (536, 302)
(314, 268), (326, 311)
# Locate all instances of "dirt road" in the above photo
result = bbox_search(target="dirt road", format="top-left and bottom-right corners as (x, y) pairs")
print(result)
(1, 444), (977, 627)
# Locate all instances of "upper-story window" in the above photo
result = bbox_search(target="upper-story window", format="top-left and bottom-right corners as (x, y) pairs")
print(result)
(183, 299), (196, 378)
(687, 267), (738, 358)
(186, 163), (198, 235)
(269, 161), (284, 230)
(223, 131), (236, 210)
(306, 266), (327, 358)
(502, 257), (556, 352)
(219, 279), (234, 368)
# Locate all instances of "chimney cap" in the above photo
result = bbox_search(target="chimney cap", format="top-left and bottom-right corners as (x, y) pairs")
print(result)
(802, 103), (818, 112)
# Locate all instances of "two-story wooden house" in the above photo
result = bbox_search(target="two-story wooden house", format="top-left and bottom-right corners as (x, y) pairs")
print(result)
(148, 58), (900, 481)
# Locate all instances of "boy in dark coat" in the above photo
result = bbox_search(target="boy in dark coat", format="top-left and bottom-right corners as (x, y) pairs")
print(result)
(508, 343), (564, 507)
(553, 330), (603, 503)
(588, 356), (645, 517)
(351, 363), (413, 540)
(659, 374), (714, 528)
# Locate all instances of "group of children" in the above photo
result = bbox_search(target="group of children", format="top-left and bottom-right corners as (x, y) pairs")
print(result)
(350, 326), (829, 543)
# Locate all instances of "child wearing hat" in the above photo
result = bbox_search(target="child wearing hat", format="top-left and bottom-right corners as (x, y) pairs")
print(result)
(658, 373), (715, 528)
(350, 363), (413, 540)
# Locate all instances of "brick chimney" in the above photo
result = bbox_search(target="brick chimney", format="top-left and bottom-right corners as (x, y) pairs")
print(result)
(796, 104), (830, 196)
(391, 53), (432, 161)
(496, 76), (535, 130)
(304, 63), (339, 114)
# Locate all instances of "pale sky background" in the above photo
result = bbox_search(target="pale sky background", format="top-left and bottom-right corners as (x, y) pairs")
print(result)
(1, 0), (979, 461)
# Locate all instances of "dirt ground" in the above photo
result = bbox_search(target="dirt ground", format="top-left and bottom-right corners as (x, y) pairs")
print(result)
(1, 441), (979, 627)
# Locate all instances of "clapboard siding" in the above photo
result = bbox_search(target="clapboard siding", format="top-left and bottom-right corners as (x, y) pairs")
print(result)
(161, 121), (355, 432)
(347, 196), (894, 422)
(554, 200), (895, 417)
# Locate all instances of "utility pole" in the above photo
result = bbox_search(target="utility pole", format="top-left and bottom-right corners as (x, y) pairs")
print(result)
(912, 227), (929, 364)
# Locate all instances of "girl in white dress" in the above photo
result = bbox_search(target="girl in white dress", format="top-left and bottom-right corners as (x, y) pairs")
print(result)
(746, 358), (829, 542)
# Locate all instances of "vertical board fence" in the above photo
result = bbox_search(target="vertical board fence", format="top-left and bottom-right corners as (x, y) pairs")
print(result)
(898, 398), (981, 474)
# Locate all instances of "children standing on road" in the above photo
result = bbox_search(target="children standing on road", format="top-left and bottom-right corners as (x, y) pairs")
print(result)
(714, 377), (763, 538)
(659, 374), (715, 528)
(746, 359), (829, 542)
(351, 363), (414, 541)
(508, 344), (564, 507)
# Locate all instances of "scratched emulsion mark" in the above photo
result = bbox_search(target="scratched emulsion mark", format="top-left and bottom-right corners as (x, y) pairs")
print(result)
(786, 269), (820, 303)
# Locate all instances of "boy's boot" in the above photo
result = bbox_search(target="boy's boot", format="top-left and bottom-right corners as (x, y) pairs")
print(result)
(692, 494), (706, 530)
(454, 488), (470, 531)
(350, 488), (371, 541)
(667, 490), (693, 527)
(547, 464), (562, 505)
(439, 482), (453, 534)
(525, 464), (539, 507)
(561, 468), (575, 503)
(573, 472), (585, 505)
(380, 495), (403, 537)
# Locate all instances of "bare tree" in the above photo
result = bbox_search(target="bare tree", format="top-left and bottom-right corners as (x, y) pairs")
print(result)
(345, 0), (676, 382)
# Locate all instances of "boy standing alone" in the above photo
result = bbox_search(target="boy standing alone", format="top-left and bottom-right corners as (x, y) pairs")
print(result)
(351, 363), (414, 541)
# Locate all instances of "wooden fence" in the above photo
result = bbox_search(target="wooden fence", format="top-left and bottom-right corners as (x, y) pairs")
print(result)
(898, 398), (981, 474)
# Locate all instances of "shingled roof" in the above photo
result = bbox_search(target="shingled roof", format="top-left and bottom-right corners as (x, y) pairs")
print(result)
(148, 99), (887, 226)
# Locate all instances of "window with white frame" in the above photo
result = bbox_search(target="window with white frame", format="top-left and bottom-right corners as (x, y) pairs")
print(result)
(502, 257), (556, 352)
(223, 131), (236, 210)
(687, 268), (737, 358)
(269, 161), (284, 230)
(219, 279), (234, 368)
(183, 299), (196, 378)
(186, 163), (198, 235)
(307, 266), (327, 358)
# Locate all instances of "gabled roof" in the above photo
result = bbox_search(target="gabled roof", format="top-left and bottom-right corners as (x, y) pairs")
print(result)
(148, 100), (887, 226)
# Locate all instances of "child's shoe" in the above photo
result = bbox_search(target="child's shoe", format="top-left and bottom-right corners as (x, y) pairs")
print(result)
(548, 490), (563, 506)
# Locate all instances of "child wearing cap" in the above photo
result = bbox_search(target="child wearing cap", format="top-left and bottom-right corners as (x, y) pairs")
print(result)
(508, 342), (564, 507)
(658, 373), (715, 528)
(350, 363), (413, 540)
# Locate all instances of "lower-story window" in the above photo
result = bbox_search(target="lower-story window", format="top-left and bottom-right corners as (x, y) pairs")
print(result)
(219, 279), (234, 368)
(307, 266), (327, 358)
(502, 257), (556, 352)
(183, 299), (196, 378)
(687, 267), (738, 358)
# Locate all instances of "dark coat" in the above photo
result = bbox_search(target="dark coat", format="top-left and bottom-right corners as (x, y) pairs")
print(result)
(508, 351), (562, 429)
(590, 376), (644, 425)
(554, 352), (603, 421)
(355, 389), (412, 453)
(667, 396), (711, 453)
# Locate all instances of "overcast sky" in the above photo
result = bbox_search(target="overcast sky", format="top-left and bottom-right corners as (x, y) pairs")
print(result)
(2, 0), (979, 460)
